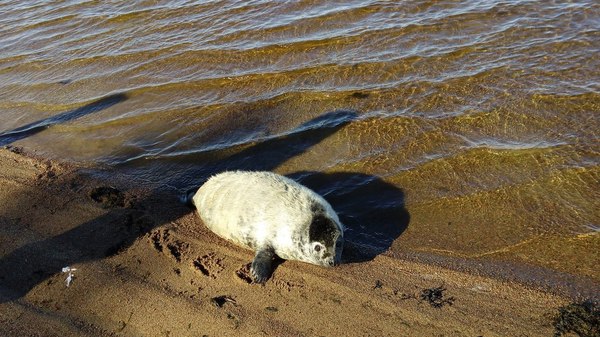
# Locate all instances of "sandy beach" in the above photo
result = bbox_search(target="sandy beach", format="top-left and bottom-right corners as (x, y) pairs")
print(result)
(1, 147), (597, 337)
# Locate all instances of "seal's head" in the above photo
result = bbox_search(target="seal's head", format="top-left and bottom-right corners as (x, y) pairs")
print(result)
(305, 212), (344, 267)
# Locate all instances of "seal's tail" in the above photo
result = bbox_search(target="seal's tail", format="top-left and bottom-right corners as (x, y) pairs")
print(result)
(180, 187), (197, 209)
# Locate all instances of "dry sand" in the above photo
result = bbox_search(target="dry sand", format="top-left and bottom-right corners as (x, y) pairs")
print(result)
(0, 147), (597, 336)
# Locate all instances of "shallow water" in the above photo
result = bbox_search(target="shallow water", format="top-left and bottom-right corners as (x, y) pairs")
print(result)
(1, 1), (599, 279)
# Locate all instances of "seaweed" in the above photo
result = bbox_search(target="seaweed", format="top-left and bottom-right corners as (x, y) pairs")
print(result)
(420, 285), (454, 308)
(553, 299), (600, 337)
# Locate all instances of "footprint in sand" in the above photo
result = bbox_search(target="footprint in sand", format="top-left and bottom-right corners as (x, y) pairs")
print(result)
(192, 252), (225, 278)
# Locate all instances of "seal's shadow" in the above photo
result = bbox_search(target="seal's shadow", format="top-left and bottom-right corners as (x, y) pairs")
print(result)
(287, 171), (409, 263)
(180, 109), (410, 266)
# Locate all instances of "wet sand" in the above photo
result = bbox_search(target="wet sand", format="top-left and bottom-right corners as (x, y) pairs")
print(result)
(1, 148), (596, 337)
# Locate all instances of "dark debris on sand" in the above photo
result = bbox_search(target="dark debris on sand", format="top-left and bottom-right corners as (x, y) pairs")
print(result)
(89, 186), (125, 208)
(553, 299), (600, 337)
(420, 285), (455, 308)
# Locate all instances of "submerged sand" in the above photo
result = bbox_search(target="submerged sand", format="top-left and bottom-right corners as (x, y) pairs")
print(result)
(0, 148), (597, 336)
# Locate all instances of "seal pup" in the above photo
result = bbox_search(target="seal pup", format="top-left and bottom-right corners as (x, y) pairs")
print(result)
(187, 171), (344, 283)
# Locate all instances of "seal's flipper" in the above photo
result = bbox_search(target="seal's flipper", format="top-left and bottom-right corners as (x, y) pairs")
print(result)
(180, 187), (198, 209)
(251, 247), (275, 283)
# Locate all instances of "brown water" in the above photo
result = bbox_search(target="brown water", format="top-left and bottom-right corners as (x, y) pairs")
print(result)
(1, 1), (599, 286)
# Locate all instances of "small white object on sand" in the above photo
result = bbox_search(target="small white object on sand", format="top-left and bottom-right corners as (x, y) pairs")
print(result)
(62, 266), (77, 287)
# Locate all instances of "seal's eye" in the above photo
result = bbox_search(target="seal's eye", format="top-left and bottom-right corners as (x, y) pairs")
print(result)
(314, 244), (321, 252)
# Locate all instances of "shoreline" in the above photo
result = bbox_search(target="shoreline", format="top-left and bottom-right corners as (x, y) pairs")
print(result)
(0, 147), (597, 336)
(390, 250), (600, 301)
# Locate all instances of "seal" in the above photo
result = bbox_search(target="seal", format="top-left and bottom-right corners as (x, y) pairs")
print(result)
(187, 171), (344, 283)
